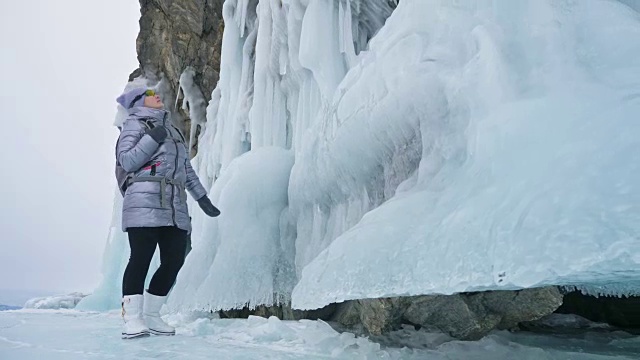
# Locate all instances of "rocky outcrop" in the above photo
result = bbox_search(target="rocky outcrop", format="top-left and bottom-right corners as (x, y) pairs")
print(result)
(333, 287), (564, 340)
(332, 297), (412, 335)
(134, 0), (224, 150)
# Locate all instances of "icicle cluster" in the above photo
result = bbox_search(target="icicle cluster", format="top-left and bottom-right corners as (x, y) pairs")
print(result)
(170, 0), (398, 311)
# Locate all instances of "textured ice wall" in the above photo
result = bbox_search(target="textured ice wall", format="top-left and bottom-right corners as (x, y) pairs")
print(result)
(171, 0), (397, 311)
(291, 0), (640, 309)
(92, 0), (640, 312)
(177, 0), (640, 311)
(168, 147), (294, 311)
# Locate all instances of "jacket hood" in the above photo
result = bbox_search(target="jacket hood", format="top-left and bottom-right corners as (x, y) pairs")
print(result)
(127, 107), (168, 122)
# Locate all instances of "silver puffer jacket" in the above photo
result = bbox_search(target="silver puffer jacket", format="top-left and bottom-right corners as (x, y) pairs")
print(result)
(116, 107), (207, 233)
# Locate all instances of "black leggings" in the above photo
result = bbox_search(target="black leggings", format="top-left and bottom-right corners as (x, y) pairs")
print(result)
(122, 226), (187, 297)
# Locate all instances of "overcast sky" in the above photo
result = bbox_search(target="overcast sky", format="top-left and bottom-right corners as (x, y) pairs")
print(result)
(0, 0), (141, 296)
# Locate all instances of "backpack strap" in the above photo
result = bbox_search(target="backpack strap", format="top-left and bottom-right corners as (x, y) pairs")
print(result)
(115, 117), (161, 197)
(171, 125), (186, 143)
(140, 118), (155, 130)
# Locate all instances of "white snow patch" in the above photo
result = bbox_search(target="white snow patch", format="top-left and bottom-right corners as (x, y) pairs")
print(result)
(0, 310), (638, 359)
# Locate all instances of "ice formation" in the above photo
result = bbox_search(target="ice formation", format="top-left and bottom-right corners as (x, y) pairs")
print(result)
(168, 147), (295, 311)
(88, 0), (640, 312)
(23, 293), (87, 310)
(171, 0), (400, 311)
(290, 0), (640, 309)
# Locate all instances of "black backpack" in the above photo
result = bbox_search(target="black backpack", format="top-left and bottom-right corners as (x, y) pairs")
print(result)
(115, 118), (155, 196)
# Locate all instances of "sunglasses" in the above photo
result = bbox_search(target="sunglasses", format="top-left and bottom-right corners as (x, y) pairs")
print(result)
(129, 89), (157, 108)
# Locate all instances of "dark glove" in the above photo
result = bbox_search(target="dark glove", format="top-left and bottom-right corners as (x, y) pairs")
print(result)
(146, 126), (167, 143)
(197, 196), (221, 217)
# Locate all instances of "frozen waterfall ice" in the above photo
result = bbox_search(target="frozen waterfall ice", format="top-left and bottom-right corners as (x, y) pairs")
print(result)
(82, 0), (640, 314)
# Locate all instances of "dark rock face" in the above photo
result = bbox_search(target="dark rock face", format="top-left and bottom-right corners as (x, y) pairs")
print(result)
(333, 287), (564, 340)
(137, 0), (224, 102)
(135, 0), (224, 136)
(556, 291), (640, 329)
(464, 287), (566, 330)
(403, 294), (501, 340)
(332, 297), (412, 335)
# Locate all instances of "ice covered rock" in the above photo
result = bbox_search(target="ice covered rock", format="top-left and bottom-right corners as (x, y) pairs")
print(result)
(334, 287), (563, 340)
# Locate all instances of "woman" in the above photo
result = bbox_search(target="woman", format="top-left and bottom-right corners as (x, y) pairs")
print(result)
(115, 87), (220, 339)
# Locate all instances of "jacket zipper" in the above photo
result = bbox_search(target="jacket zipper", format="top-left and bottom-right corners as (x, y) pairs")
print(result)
(171, 138), (179, 226)
(164, 113), (179, 227)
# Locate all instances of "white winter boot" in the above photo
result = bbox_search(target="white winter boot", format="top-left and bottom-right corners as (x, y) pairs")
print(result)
(143, 291), (175, 336)
(122, 295), (150, 339)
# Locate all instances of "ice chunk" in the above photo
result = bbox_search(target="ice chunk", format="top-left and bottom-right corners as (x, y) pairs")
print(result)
(168, 147), (295, 311)
(24, 293), (86, 310)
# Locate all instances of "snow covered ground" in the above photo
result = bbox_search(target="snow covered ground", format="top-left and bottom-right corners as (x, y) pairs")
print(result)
(0, 310), (638, 359)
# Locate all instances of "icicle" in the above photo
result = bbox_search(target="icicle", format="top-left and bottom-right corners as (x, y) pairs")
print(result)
(178, 67), (208, 153)
(342, 0), (357, 67)
(174, 82), (182, 111)
(240, 0), (247, 37)
(339, 0), (345, 53)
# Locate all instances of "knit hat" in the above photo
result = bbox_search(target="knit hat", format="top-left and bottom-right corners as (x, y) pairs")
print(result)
(116, 88), (148, 109)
